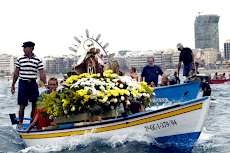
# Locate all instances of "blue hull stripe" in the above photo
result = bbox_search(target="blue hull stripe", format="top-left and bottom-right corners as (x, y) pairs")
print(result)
(155, 132), (201, 152)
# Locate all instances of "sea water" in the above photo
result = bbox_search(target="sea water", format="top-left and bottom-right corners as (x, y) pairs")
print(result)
(0, 79), (230, 153)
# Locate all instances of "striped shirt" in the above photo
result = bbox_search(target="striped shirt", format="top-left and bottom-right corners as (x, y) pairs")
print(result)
(15, 54), (43, 80)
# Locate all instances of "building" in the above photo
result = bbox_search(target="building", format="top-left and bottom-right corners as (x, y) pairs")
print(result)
(125, 50), (154, 72)
(0, 54), (15, 75)
(194, 14), (220, 51)
(224, 39), (230, 60)
(162, 50), (173, 69)
(161, 49), (180, 69)
(153, 51), (163, 66)
(56, 57), (64, 73)
(203, 48), (218, 68)
(42, 56), (65, 74)
(172, 50), (180, 68)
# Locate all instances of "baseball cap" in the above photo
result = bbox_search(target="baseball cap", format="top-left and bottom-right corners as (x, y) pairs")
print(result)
(176, 43), (182, 49)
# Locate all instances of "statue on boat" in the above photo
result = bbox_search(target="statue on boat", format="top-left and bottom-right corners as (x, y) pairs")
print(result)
(69, 29), (120, 76)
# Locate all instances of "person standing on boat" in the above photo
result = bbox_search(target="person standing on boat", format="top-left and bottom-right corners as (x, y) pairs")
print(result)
(11, 41), (47, 130)
(177, 43), (194, 77)
(141, 57), (163, 86)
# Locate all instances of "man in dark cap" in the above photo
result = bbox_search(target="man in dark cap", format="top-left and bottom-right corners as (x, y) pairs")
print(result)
(11, 41), (47, 129)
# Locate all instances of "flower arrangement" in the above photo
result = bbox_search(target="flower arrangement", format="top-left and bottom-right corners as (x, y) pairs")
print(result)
(37, 70), (155, 118)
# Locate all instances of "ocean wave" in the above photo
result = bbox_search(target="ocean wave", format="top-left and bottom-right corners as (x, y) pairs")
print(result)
(19, 131), (156, 153)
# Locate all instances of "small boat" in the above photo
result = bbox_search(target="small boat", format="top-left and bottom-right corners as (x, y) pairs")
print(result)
(208, 79), (230, 84)
(153, 81), (201, 104)
(10, 96), (210, 152)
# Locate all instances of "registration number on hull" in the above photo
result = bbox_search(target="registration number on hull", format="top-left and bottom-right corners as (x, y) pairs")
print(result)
(144, 119), (177, 132)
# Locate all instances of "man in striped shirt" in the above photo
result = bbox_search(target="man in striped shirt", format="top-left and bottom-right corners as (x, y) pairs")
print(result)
(11, 41), (47, 130)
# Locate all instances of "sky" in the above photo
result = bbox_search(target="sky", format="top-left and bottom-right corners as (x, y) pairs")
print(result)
(0, 0), (229, 57)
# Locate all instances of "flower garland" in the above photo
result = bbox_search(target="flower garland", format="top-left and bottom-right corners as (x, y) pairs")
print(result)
(37, 70), (155, 117)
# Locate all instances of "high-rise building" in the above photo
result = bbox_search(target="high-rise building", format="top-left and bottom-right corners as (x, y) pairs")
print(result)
(194, 14), (220, 51)
(224, 39), (230, 60)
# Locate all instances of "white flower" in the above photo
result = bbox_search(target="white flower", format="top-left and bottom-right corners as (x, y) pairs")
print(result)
(72, 107), (75, 111)
(64, 110), (68, 114)
(127, 101), (131, 105)
(146, 94), (150, 98)
(104, 90), (108, 94)
(103, 97), (108, 102)
(121, 96), (125, 101)
(127, 91), (130, 96)
(139, 93), (143, 97)
(119, 84), (124, 88)
(114, 98), (118, 103)
(107, 86), (111, 89)
(133, 93), (137, 98)
(97, 73), (100, 77)
(113, 79), (118, 82)
(143, 93), (147, 97)
(152, 92), (156, 96)
(110, 83), (115, 88)
(106, 78), (110, 83)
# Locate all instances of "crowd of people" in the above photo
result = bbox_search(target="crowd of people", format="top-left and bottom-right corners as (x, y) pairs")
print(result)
(11, 41), (215, 132)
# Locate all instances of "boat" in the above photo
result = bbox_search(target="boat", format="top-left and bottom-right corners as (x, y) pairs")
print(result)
(10, 96), (210, 152)
(153, 81), (201, 104)
(208, 79), (230, 84)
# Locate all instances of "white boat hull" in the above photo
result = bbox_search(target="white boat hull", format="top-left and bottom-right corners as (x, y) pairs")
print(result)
(17, 97), (210, 151)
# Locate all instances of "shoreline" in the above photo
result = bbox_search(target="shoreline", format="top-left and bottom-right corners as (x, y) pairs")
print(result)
(1, 69), (230, 81)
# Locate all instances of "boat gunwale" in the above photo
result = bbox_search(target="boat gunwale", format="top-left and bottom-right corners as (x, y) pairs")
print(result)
(17, 97), (208, 134)
(154, 81), (200, 90)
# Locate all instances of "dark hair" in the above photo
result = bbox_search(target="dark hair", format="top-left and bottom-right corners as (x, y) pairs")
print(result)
(131, 67), (136, 73)
(223, 73), (225, 75)
(129, 102), (142, 114)
(174, 71), (177, 76)
(148, 57), (154, 62)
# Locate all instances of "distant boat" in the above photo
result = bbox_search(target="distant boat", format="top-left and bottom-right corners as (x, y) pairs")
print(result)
(10, 97), (210, 152)
(208, 79), (230, 84)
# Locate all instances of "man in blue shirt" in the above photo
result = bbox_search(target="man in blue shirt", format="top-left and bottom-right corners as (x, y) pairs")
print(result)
(141, 57), (163, 86)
